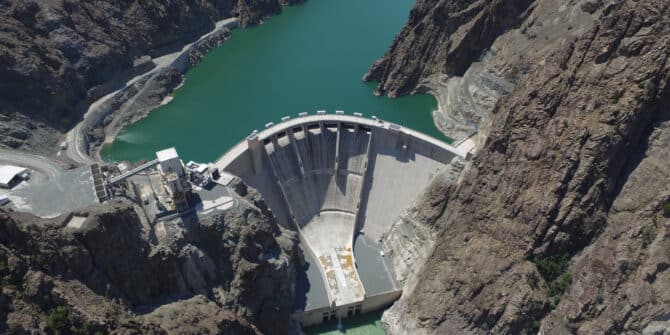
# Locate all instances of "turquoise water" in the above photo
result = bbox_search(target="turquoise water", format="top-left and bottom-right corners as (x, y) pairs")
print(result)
(102, 0), (444, 163)
(306, 311), (386, 335)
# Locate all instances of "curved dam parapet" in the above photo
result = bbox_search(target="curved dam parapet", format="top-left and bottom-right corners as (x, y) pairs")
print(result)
(213, 113), (465, 326)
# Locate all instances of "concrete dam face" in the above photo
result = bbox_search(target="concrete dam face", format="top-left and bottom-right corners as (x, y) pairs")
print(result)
(213, 113), (463, 326)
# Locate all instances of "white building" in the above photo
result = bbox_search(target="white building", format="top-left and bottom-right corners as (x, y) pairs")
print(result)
(0, 165), (28, 188)
(155, 147), (190, 211)
(156, 147), (185, 177)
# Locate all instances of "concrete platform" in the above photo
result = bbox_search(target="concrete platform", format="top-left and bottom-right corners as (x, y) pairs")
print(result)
(6, 166), (98, 218)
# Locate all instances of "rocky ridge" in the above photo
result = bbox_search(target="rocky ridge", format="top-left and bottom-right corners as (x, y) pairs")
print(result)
(370, 0), (670, 334)
(0, 181), (298, 334)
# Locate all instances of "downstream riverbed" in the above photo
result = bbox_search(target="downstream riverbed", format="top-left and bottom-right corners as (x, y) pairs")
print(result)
(102, 0), (445, 163)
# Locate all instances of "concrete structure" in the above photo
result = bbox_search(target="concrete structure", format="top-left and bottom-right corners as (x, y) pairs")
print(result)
(0, 165), (28, 188)
(0, 194), (9, 206)
(157, 147), (185, 177)
(156, 148), (190, 211)
(214, 112), (465, 326)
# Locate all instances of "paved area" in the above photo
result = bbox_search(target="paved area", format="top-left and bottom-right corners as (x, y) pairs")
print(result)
(192, 184), (236, 215)
(294, 246), (330, 311)
(7, 166), (97, 218)
(353, 235), (397, 295)
(0, 148), (64, 183)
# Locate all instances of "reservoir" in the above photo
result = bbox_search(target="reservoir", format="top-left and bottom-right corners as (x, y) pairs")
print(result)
(102, 0), (445, 163)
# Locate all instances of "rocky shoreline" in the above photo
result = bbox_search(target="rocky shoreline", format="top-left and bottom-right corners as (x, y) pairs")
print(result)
(0, 0), (304, 158)
(83, 18), (239, 162)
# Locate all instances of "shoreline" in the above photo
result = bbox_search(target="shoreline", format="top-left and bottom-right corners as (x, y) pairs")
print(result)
(84, 7), (490, 166)
(62, 18), (239, 165)
(415, 60), (515, 155)
(98, 18), (240, 149)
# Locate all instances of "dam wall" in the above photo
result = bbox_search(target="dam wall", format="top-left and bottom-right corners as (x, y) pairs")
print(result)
(293, 289), (403, 327)
(213, 113), (464, 325)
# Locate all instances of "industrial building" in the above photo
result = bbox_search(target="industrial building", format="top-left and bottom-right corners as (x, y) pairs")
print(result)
(0, 165), (29, 188)
(156, 148), (191, 211)
(213, 113), (465, 326)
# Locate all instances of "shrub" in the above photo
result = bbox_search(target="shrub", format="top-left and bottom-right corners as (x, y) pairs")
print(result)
(535, 253), (574, 311)
(7, 323), (25, 335)
(536, 253), (570, 281)
(74, 321), (90, 335)
(663, 203), (670, 218)
(47, 306), (71, 334)
(641, 225), (656, 248)
(548, 272), (573, 297)
(529, 320), (541, 332)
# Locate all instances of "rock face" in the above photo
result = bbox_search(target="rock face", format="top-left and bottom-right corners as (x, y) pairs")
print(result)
(0, 182), (298, 334)
(381, 157), (464, 284)
(363, 0), (534, 98)
(368, 0), (670, 334)
(0, 0), (301, 152)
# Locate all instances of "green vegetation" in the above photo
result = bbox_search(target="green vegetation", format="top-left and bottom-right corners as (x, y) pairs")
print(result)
(47, 306), (94, 335)
(73, 321), (90, 335)
(47, 306), (70, 334)
(7, 322), (25, 335)
(536, 253), (570, 281)
(548, 272), (573, 297)
(662, 203), (670, 218)
(641, 225), (656, 248)
(529, 320), (541, 332)
(534, 253), (573, 308)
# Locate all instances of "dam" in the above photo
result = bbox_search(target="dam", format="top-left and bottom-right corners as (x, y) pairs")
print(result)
(213, 112), (466, 326)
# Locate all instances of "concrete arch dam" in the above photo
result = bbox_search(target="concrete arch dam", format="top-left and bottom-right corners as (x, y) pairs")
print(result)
(213, 113), (464, 326)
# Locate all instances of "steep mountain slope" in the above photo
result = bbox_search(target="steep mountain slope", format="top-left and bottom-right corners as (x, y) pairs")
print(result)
(364, 0), (533, 97)
(0, 181), (298, 334)
(0, 0), (300, 152)
(369, 0), (670, 333)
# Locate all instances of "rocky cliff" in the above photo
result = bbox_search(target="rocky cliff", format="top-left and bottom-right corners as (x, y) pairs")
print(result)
(364, 0), (533, 98)
(0, 0), (301, 152)
(0, 181), (298, 334)
(371, 0), (670, 334)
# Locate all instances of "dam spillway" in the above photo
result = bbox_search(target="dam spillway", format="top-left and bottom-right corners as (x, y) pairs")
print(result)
(213, 113), (465, 326)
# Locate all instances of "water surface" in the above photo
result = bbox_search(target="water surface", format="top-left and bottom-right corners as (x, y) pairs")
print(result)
(305, 310), (387, 335)
(103, 0), (444, 163)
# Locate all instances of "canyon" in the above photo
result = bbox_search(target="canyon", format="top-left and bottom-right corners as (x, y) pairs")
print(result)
(1, 0), (669, 334)
(366, 0), (670, 334)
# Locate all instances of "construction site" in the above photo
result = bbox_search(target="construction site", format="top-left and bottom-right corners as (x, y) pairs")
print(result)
(0, 111), (467, 327)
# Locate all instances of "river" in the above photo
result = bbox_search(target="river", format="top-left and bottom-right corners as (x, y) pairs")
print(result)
(102, 0), (445, 163)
